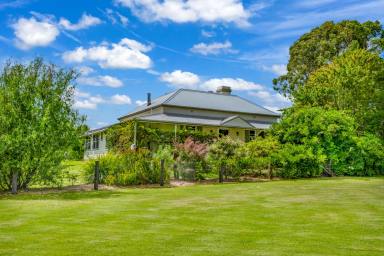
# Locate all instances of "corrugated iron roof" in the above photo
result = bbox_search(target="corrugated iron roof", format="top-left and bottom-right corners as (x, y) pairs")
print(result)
(119, 89), (280, 120)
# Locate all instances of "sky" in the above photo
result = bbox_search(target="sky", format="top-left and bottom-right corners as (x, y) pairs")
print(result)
(0, 0), (383, 129)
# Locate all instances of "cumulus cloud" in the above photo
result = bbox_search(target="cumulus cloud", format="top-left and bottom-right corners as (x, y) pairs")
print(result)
(77, 66), (94, 76)
(135, 100), (146, 106)
(110, 94), (132, 104)
(201, 78), (263, 91)
(160, 70), (200, 88)
(248, 90), (291, 112)
(190, 41), (237, 56)
(73, 93), (105, 110)
(11, 17), (59, 49)
(59, 13), (102, 31)
(78, 75), (123, 88)
(262, 64), (287, 76)
(116, 0), (251, 27)
(73, 90), (131, 109)
(62, 38), (152, 69)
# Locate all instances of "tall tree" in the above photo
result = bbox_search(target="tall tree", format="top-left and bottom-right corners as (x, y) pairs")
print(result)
(295, 49), (384, 139)
(273, 20), (384, 97)
(0, 58), (83, 190)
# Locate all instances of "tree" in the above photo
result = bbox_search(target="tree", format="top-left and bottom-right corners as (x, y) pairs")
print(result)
(0, 58), (83, 190)
(295, 49), (384, 138)
(273, 107), (357, 176)
(273, 20), (384, 96)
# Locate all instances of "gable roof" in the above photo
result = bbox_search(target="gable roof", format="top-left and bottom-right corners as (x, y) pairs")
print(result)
(119, 89), (279, 120)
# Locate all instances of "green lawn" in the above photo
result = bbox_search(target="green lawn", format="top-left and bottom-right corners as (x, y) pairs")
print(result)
(0, 178), (383, 256)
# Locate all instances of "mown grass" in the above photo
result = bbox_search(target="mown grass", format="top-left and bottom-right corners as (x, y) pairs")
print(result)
(0, 177), (383, 256)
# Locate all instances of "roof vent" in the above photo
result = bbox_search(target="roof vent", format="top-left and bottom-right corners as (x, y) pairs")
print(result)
(216, 86), (232, 95)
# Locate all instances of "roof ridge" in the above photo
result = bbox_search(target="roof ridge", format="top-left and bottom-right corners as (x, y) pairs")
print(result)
(163, 89), (183, 104)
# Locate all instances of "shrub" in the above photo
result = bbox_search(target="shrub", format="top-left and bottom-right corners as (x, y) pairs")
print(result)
(174, 137), (209, 180)
(238, 136), (280, 177)
(274, 144), (323, 178)
(85, 149), (168, 186)
(208, 136), (243, 178)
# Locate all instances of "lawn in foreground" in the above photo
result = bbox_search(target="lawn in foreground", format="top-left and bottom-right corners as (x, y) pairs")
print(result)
(0, 178), (383, 256)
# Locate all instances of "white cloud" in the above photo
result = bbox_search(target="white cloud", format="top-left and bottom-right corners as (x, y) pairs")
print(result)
(11, 17), (59, 49)
(74, 99), (98, 109)
(201, 30), (215, 38)
(262, 64), (287, 76)
(59, 13), (102, 31)
(78, 75), (123, 88)
(77, 66), (94, 76)
(249, 90), (291, 111)
(201, 78), (263, 91)
(105, 8), (129, 26)
(135, 100), (146, 106)
(110, 94), (132, 105)
(190, 41), (237, 55)
(62, 38), (152, 69)
(73, 90), (132, 109)
(160, 70), (200, 88)
(116, 0), (251, 27)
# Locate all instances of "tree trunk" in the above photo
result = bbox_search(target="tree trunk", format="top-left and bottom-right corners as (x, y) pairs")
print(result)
(94, 161), (99, 190)
(160, 159), (165, 186)
(219, 164), (224, 183)
(11, 170), (18, 194)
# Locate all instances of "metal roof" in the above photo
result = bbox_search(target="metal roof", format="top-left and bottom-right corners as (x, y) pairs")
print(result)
(137, 113), (273, 129)
(119, 89), (280, 120)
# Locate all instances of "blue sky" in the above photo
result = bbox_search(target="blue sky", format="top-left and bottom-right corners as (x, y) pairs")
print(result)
(0, 0), (383, 128)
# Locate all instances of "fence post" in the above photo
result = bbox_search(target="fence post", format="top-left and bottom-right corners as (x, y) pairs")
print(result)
(219, 164), (224, 183)
(11, 170), (18, 194)
(94, 160), (99, 190)
(160, 159), (165, 186)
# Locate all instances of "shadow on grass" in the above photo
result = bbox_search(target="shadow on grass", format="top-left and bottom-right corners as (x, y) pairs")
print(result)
(0, 189), (125, 201)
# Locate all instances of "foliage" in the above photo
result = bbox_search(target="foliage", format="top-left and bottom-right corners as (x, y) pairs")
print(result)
(208, 136), (243, 178)
(0, 58), (83, 190)
(273, 20), (384, 96)
(174, 137), (209, 180)
(295, 49), (384, 139)
(272, 107), (383, 177)
(85, 150), (168, 186)
(238, 136), (280, 177)
(273, 144), (323, 178)
(106, 121), (216, 152)
(347, 134), (384, 176)
(67, 124), (89, 160)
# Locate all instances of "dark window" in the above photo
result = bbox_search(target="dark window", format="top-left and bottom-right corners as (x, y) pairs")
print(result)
(245, 130), (256, 142)
(93, 135), (100, 149)
(258, 131), (265, 138)
(219, 129), (229, 137)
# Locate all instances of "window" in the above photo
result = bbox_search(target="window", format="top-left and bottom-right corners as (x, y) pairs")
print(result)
(185, 126), (202, 132)
(258, 131), (265, 138)
(85, 137), (91, 150)
(93, 134), (100, 150)
(219, 129), (229, 137)
(245, 130), (256, 142)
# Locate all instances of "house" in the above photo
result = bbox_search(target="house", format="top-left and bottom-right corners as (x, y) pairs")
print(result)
(84, 86), (280, 159)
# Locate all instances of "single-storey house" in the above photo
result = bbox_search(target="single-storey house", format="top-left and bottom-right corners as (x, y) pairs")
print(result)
(84, 86), (280, 159)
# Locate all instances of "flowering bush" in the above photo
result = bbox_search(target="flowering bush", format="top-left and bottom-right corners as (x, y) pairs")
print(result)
(174, 137), (209, 180)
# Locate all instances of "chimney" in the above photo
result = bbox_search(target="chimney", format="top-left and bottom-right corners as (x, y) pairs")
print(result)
(147, 92), (151, 106)
(216, 86), (232, 95)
